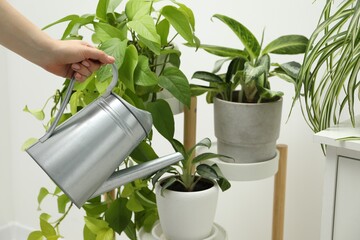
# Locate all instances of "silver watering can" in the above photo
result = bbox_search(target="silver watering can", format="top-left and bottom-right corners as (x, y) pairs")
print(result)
(26, 64), (183, 208)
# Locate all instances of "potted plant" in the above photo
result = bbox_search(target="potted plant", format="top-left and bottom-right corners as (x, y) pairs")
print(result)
(190, 14), (309, 163)
(24, 0), (199, 239)
(152, 138), (231, 240)
(293, 0), (360, 135)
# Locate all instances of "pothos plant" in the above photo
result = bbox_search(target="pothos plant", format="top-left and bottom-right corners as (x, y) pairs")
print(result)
(190, 14), (309, 104)
(24, 0), (200, 239)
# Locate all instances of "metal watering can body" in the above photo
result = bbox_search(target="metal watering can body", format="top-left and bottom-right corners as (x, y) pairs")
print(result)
(26, 64), (183, 208)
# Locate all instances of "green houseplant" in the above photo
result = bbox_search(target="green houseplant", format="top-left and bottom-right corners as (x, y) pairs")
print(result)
(24, 0), (199, 239)
(190, 14), (309, 163)
(294, 0), (360, 135)
(152, 138), (231, 240)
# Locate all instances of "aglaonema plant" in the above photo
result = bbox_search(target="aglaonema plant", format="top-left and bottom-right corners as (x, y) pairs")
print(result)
(24, 0), (199, 239)
(190, 14), (309, 104)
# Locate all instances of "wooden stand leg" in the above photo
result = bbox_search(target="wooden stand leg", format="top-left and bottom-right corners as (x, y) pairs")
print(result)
(272, 144), (288, 240)
(183, 97), (197, 151)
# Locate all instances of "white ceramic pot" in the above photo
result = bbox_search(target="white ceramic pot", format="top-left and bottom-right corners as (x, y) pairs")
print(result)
(155, 177), (219, 240)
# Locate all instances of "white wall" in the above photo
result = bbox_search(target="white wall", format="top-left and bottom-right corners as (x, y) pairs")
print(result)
(1, 0), (326, 239)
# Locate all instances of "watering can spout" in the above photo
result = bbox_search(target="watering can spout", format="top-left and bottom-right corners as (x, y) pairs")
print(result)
(89, 152), (183, 201)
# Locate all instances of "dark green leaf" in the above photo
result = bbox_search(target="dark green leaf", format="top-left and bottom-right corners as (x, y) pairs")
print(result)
(146, 99), (174, 140)
(124, 221), (137, 240)
(105, 198), (132, 234)
(192, 71), (223, 83)
(130, 141), (159, 163)
(83, 202), (108, 217)
(213, 14), (261, 60)
(198, 44), (247, 58)
(196, 164), (218, 179)
(158, 67), (191, 107)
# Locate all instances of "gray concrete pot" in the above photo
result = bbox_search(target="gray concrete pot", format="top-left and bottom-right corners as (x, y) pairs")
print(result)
(214, 91), (282, 163)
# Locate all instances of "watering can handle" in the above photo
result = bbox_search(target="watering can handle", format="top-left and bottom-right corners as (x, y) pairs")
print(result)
(40, 63), (118, 142)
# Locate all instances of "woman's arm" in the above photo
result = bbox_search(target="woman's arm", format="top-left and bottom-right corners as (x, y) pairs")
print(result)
(0, 0), (114, 81)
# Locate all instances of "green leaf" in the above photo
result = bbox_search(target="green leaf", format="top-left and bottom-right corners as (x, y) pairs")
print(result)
(93, 22), (127, 42)
(130, 141), (159, 163)
(42, 15), (79, 30)
(161, 6), (195, 44)
(107, 0), (122, 13)
(96, 0), (109, 22)
(119, 45), (138, 92)
(23, 106), (45, 120)
(213, 14), (261, 60)
(127, 15), (160, 44)
(134, 56), (159, 86)
(198, 44), (247, 58)
(124, 221), (137, 240)
(157, 19), (170, 45)
(57, 194), (70, 214)
(126, 195), (144, 212)
(37, 187), (49, 209)
(84, 216), (109, 234)
(40, 218), (57, 238)
(96, 228), (114, 240)
(21, 138), (38, 151)
(262, 35), (309, 55)
(176, 2), (196, 31)
(192, 152), (231, 164)
(125, 0), (151, 20)
(83, 202), (108, 217)
(277, 61), (302, 79)
(28, 231), (44, 240)
(105, 198), (132, 234)
(146, 99), (174, 140)
(158, 67), (191, 107)
(83, 225), (96, 240)
(196, 164), (218, 179)
(97, 38), (127, 82)
(134, 191), (156, 208)
(192, 71), (224, 83)
(138, 35), (161, 55)
(40, 213), (51, 222)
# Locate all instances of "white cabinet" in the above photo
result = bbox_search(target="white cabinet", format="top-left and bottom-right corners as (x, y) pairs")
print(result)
(314, 118), (360, 240)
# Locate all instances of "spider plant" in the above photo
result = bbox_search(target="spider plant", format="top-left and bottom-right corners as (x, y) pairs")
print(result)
(293, 0), (360, 133)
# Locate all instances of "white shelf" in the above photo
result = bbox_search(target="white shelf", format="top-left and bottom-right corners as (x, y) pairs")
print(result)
(199, 142), (279, 181)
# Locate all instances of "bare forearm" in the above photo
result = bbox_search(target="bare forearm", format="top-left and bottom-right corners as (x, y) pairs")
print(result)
(0, 0), (54, 66)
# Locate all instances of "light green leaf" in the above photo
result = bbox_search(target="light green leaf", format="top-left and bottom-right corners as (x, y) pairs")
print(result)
(53, 186), (62, 195)
(213, 14), (261, 60)
(84, 216), (109, 234)
(40, 213), (51, 222)
(28, 231), (44, 240)
(128, 15), (161, 44)
(97, 38), (127, 82)
(96, 0), (109, 22)
(126, 195), (144, 212)
(146, 99), (174, 141)
(175, 2), (195, 31)
(23, 106), (45, 121)
(93, 22), (126, 42)
(96, 228), (114, 240)
(83, 225), (96, 240)
(40, 218), (57, 238)
(107, 0), (122, 13)
(262, 35), (309, 55)
(119, 45), (138, 92)
(161, 6), (195, 44)
(21, 138), (38, 151)
(37, 187), (49, 209)
(42, 15), (79, 30)
(125, 0), (151, 20)
(57, 194), (70, 214)
(158, 67), (191, 107)
(157, 19), (170, 46)
(134, 56), (159, 86)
